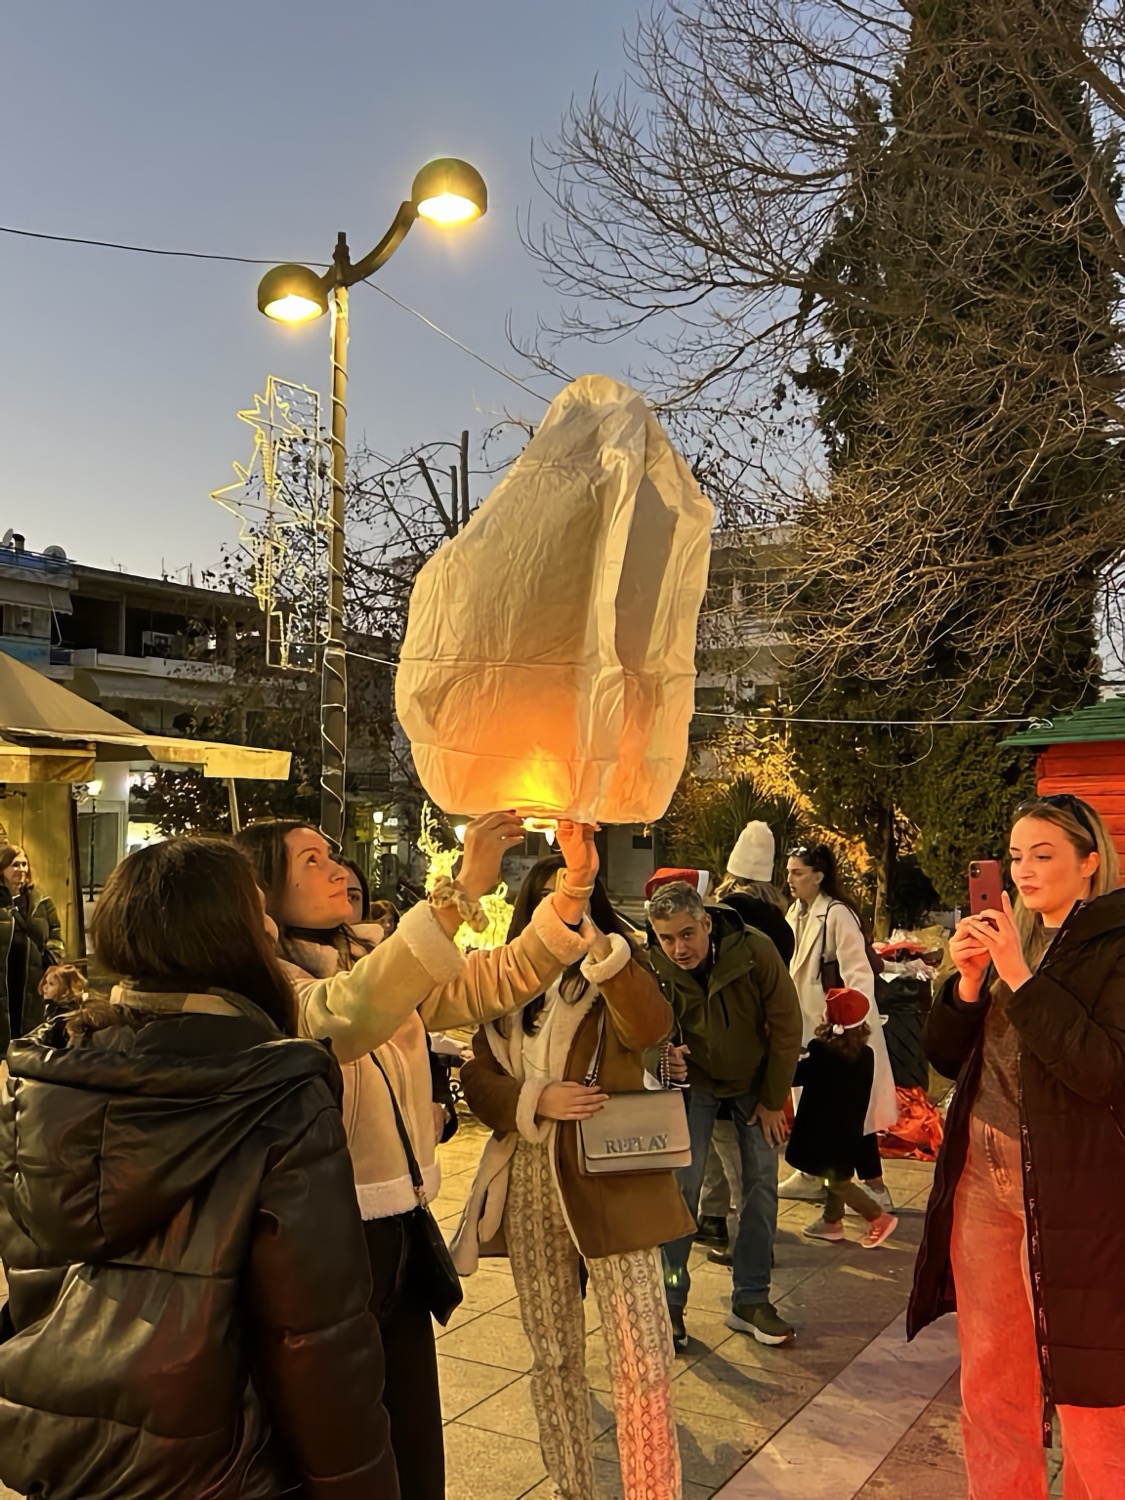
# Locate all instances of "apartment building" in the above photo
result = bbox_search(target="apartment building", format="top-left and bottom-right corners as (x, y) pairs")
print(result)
(0, 535), (389, 887)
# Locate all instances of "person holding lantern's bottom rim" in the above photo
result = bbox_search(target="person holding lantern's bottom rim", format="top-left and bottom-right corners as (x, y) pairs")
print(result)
(235, 813), (601, 1500)
(455, 853), (691, 1500)
(908, 795), (1125, 1498)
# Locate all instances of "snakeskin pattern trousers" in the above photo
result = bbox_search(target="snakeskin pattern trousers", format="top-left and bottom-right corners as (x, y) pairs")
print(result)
(504, 1139), (682, 1500)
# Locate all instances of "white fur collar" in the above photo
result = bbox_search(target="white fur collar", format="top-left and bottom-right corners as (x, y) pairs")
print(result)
(485, 980), (598, 1085)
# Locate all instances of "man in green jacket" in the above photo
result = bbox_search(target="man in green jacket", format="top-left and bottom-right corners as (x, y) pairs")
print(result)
(648, 879), (803, 1350)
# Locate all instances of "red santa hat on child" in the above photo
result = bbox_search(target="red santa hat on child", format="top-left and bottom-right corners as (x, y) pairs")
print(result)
(644, 868), (711, 903)
(824, 988), (870, 1035)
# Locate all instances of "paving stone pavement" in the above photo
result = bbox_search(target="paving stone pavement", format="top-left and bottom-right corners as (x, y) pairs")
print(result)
(0, 1115), (1068, 1498)
(434, 1118), (1066, 1500)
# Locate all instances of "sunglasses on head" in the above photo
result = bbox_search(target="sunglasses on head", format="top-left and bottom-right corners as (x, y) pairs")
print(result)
(1016, 793), (1097, 846)
(788, 844), (829, 867)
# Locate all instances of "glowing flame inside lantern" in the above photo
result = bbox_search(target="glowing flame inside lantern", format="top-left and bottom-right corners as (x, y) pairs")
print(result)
(523, 816), (558, 846)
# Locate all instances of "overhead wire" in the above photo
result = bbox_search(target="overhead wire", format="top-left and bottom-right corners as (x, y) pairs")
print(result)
(0, 222), (549, 403)
(333, 656), (1047, 729)
(358, 278), (549, 403)
(0, 223), (328, 267)
(692, 710), (1042, 726)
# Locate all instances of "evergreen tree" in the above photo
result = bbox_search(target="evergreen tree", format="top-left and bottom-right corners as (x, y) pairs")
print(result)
(788, 0), (1119, 912)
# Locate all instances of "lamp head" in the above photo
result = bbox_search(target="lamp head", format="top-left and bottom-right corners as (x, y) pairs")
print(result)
(412, 158), (488, 226)
(257, 264), (328, 323)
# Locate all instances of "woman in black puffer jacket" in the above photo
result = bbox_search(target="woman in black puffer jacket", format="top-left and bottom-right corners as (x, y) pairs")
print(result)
(908, 795), (1125, 1500)
(0, 838), (397, 1500)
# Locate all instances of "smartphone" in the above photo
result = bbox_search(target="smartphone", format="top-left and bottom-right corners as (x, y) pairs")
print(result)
(968, 860), (1005, 921)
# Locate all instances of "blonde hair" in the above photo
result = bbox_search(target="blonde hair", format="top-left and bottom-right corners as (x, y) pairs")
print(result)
(996, 797), (1119, 995)
(714, 874), (788, 914)
(40, 963), (87, 1003)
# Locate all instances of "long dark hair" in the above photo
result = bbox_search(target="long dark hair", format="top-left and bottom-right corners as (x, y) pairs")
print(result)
(341, 858), (371, 922)
(89, 837), (297, 1034)
(791, 844), (860, 915)
(507, 855), (638, 1034)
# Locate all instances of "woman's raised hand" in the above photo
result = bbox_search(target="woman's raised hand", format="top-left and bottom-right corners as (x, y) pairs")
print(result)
(963, 893), (1033, 994)
(535, 1081), (609, 1122)
(458, 813), (526, 900)
(556, 821), (600, 887)
(949, 920), (992, 1003)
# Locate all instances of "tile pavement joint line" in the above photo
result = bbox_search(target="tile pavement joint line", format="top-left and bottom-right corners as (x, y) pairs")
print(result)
(713, 1313), (961, 1499)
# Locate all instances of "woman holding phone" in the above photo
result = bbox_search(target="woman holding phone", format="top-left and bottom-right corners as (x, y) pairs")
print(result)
(908, 794), (1125, 1498)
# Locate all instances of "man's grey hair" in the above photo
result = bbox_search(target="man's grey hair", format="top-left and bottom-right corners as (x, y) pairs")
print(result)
(648, 881), (706, 924)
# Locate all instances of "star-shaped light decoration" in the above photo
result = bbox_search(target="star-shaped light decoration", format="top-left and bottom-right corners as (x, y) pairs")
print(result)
(211, 377), (328, 670)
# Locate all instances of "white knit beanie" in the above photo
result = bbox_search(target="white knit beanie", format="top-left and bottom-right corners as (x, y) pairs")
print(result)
(726, 821), (776, 883)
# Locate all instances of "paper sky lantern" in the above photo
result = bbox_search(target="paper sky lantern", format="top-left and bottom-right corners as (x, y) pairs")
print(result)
(395, 375), (714, 824)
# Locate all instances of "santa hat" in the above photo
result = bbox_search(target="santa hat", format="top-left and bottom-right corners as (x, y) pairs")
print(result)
(824, 988), (870, 1034)
(645, 868), (711, 903)
(726, 821), (776, 883)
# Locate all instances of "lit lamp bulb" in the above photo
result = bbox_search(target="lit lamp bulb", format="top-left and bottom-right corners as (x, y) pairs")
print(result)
(453, 823), (468, 844)
(264, 292), (323, 323)
(412, 158), (487, 228)
(257, 264), (329, 324)
(416, 193), (479, 226)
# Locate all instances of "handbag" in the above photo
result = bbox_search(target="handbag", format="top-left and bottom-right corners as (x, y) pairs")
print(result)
(370, 1054), (464, 1326)
(576, 1008), (692, 1176)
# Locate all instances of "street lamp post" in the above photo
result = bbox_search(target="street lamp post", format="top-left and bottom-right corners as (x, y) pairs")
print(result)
(257, 158), (487, 851)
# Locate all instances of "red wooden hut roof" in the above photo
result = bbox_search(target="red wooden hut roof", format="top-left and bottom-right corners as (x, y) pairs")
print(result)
(1003, 699), (1125, 863)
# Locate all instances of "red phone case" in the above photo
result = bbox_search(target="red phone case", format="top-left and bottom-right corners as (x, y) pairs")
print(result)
(968, 860), (1004, 916)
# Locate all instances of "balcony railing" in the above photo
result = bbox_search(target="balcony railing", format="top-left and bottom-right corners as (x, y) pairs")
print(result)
(0, 546), (72, 575)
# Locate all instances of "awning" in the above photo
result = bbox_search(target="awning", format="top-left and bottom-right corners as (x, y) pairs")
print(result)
(0, 729), (289, 780)
(0, 649), (291, 782)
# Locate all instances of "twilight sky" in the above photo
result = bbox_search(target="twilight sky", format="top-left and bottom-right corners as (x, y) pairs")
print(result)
(1, 0), (637, 578)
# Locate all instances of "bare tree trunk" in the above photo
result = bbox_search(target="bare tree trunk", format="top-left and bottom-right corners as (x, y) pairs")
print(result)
(873, 802), (896, 940)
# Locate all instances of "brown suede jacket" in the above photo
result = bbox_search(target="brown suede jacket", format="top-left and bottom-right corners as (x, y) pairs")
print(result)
(460, 934), (694, 1260)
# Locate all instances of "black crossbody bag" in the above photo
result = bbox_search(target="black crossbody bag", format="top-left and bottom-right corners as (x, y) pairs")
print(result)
(370, 1053), (464, 1326)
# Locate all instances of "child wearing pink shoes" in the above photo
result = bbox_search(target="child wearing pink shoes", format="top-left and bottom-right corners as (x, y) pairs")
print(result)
(785, 988), (898, 1249)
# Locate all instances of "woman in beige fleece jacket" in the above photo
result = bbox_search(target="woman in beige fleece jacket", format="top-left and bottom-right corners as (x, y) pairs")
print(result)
(236, 813), (599, 1500)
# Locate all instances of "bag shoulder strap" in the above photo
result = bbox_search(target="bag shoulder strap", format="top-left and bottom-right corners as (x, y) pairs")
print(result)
(584, 1002), (675, 1092)
(817, 902), (836, 961)
(370, 1052), (427, 1205)
(582, 1005), (607, 1087)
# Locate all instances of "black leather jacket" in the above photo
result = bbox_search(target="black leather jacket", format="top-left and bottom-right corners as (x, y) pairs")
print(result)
(0, 994), (399, 1499)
